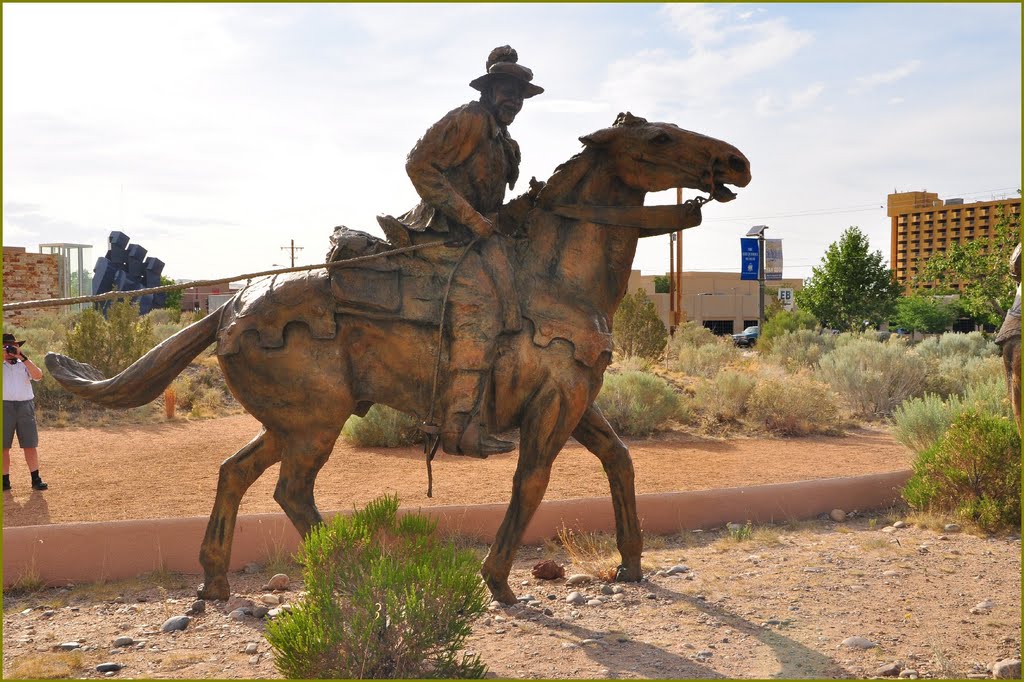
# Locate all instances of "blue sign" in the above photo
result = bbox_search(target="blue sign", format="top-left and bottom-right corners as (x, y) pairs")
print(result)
(740, 238), (759, 280)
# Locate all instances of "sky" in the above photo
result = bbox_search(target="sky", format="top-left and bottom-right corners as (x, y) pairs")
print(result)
(3, 2), (1021, 284)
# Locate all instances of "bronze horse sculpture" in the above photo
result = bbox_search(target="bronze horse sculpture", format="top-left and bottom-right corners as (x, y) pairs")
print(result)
(46, 114), (750, 604)
(996, 243), (1021, 433)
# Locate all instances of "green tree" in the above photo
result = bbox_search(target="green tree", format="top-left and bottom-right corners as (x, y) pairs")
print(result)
(653, 275), (670, 294)
(613, 289), (667, 359)
(159, 275), (183, 312)
(795, 226), (902, 331)
(914, 202), (1020, 327)
(760, 308), (819, 349)
(891, 292), (958, 333)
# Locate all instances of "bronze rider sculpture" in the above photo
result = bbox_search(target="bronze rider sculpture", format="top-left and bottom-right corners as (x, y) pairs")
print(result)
(378, 45), (543, 458)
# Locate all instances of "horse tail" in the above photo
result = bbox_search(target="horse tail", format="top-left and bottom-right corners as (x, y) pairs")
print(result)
(44, 307), (223, 408)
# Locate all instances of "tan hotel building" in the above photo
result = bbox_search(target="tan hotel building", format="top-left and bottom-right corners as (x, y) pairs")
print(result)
(887, 191), (1020, 290)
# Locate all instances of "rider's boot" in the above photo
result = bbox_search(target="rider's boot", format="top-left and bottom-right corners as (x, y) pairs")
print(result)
(440, 370), (515, 458)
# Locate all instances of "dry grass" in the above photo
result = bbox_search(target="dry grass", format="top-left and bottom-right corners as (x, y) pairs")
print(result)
(555, 526), (621, 581)
(6, 651), (84, 679)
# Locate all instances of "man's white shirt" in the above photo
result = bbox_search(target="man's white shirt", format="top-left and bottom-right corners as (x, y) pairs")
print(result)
(2, 361), (37, 401)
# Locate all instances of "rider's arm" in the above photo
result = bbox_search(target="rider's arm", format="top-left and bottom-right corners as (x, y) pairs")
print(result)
(406, 105), (494, 237)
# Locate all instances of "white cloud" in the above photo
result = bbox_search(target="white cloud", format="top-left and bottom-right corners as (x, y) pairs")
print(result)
(790, 83), (825, 109)
(850, 59), (922, 93)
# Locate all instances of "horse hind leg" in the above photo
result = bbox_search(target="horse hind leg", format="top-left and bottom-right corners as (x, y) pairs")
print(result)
(572, 403), (643, 582)
(273, 426), (344, 538)
(198, 429), (283, 600)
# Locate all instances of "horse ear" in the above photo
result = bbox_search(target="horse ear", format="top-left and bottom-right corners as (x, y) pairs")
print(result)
(579, 127), (617, 148)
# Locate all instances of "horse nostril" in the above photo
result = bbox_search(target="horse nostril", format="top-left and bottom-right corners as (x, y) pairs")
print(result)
(728, 156), (747, 173)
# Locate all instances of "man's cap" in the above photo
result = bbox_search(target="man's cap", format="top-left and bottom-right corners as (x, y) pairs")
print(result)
(469, 45), (544, 99)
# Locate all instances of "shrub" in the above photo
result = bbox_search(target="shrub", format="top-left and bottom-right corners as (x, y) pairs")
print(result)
(612, 289), (667, 359)
(891, 392), (961, 454)
(924, 354), (1005, 398)
(913, 331), (997, 364)
(614, 354), (655, 373)
(765, 329), (836, 371)
(746, 369), (841, 436)
(595, 371), (681, 437)
(694, 370), (756, 422)
(675, 341), (737, 378)
(816, 337), (928, 417)
(264, 495), (488, 679)
(666, 321), (719, 357)
(62, 300), (156, 377)
(901, 410), (1020, 532)
(342, 405), (422, 447)
(760, 308), (819, 349)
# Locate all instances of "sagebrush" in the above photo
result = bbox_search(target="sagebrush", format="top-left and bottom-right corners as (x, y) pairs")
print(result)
(264, 495), (488, 679)
(595, 371), (682, 436)
(746, 369), (841, 436)
(901, 410), (1020, 532)
(341, 405), (422, 447)
(817, 337), (927, 417)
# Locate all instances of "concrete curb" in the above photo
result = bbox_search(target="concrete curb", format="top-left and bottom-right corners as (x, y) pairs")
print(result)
(3, 470), (911, 588)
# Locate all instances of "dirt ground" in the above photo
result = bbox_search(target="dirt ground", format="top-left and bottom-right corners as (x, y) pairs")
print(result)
(2, 414), (911, 527)
(2, 417), (1021, 679)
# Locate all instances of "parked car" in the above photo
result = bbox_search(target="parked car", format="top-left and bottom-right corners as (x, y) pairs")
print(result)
(732, 325), (759, 347)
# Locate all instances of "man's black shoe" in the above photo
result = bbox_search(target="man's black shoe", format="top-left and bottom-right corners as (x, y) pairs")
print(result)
(31, 479), (48, 491)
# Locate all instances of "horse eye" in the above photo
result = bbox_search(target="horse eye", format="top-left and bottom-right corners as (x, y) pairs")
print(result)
(650, 133), (672, 145)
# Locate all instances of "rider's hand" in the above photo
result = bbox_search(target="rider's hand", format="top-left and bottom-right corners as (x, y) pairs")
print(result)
(468, 214), (495, 239)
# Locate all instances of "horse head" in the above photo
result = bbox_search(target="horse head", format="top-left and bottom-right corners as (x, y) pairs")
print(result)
(522, 114), (750, 315)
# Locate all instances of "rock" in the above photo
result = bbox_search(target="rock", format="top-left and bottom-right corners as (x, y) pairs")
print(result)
(726, 522), (743, 530)
(829, 509), (847, 522)
(112, 636), (135, 648)
(531, 560), (565, 580)
(586, 599), (602, 606)
(229, 608), (251, 621)
(645, 593), (657, 600)
(943, 523), (961, 532)
(600, 584), (614, 595)
(696, 650), (713, 659)
(41, 610), (56, 618)
(665, 564), (690, 576)
(565, 574), (594, 587)
(877, 661), (903, 677)
(841, 636), (877, 649)
(56, 642), (82, 651)
(244, 643), (259, 655)
(516, 594), (536, 603)
(266, 573), (290, 591)
(975, 599), (995, 610)
(543, 608), (554, 616)
(898, 669), (919, 679)
(893, 520), (908, 528)
(267, 608), (283, 618)
(252, 607), (271, 619)
(611, 584), (625, 594)
(243, 562), (262, 574)
(225, 596), (255, 613)
(992, 659), (1021, 679)
(566, 592), (586, 605)
(249, 655), (261, 665)
(881, 526), (897, 534)
(161, 616), (190, 633)
(882, 570), (901, 577)
(260, 594), (281, 606)
(96, 662), (123, 673)
(187, 600), (205, 615)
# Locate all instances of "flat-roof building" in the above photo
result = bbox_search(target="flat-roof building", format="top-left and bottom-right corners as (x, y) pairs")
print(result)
(887, 191), (1020, 291)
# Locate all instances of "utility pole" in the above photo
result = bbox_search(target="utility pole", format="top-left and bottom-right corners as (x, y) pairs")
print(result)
(280, 239), (304, 267)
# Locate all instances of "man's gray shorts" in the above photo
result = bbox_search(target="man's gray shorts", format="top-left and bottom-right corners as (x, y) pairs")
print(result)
(3, 400), (39, 449)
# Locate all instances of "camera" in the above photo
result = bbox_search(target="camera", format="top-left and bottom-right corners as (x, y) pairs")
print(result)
(4, 345), (19, 355)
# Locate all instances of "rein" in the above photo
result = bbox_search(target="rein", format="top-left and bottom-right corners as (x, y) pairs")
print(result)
(550, 195), (709, 232)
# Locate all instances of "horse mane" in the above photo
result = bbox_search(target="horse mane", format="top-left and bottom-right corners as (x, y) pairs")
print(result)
(535, 148), (600, 208)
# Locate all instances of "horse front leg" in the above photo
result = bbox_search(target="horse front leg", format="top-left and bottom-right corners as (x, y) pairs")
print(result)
(198, 429), (282, 600)
(572, 403), (643, 582)
(481, 383), (586, 604)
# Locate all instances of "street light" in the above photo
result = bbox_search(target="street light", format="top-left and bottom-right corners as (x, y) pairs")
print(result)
(746, 224), (769, 332)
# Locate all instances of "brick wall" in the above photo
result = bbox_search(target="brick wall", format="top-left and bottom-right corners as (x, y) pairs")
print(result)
(2, 247), (61, 329)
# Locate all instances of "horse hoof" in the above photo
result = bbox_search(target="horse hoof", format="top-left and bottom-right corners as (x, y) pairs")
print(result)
(197, 579), (230, 601)
(614, 564), (642, 583)
(490, 584), (518, 605)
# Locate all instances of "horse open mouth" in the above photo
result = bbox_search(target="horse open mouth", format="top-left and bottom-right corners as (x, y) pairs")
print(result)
(712, 183), (738, 202)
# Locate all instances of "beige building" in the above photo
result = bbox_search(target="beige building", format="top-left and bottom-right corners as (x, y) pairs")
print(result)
(626, 270), (804, 335)
(887, 191), (1021, 290)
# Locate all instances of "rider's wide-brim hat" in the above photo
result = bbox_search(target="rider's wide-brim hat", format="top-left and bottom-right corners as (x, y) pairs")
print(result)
(470, 60), (544, 98)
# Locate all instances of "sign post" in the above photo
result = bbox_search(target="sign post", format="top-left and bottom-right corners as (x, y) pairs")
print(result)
(744, 226), (770, 331)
